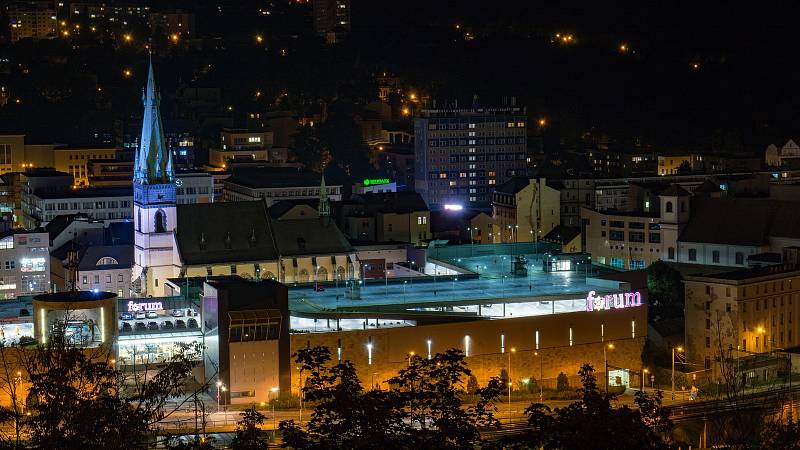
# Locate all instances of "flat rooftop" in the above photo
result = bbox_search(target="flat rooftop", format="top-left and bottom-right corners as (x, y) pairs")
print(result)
(288, 252), (618, 314)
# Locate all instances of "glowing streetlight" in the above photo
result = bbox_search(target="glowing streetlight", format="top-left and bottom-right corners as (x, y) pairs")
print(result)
(538, 118), (546, 127)
(402, 107), (410, 116)
(122, 69), (132, 78)
(508, 347), (516, 414)
(672, 346), (684, 400)
(256, 34), (264, 44)
(123, 33), (132, 42)
(604, 343), (614, 393)
(170, 33), (179, 43)
(619, 43), (628, 52)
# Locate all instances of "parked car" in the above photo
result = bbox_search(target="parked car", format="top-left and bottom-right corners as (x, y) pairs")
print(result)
(314, 285), (325, 292)
(162, 321), (174, 330)
(120, 312), (133, 320)
(171, 309), (185, 318)
(175, 320), (186, 329)
(134, 322), (146, 332)
(147, 321), (159, 331)
(187, 318), (198, 329)
(122, 322), (132, 333)
(135, 311), (146, 320)
(146, 311), (158, 319)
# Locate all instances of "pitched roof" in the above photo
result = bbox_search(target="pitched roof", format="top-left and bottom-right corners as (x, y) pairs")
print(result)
(176, 201), (278, 265)
(692, 178), (723, 194)
(679, 197), (800, 246)
(494, 177), (530, 195)
(268, 199), (319, 219)
(355, 192), (429, 214)
(659, 184), (691, 197)
(77, 245), (134, 270)
(542, 225), (581, 245)
(175, 201), (352, 266)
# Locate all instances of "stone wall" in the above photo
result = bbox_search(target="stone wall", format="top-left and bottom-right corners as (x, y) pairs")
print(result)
(290, 305), (647, 393)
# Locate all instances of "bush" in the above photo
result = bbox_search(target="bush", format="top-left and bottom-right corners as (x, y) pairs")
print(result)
(556, 372), (569, 391)
(466, 375), (479, 394)
(500, 369), (510, 387)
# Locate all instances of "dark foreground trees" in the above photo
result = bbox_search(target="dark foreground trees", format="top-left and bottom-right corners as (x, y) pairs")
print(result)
(279, 346), (503, 449)
(517, 364), (673, 450)
(0, 314), (206, 449)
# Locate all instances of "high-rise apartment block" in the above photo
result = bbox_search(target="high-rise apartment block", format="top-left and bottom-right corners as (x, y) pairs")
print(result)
(7, 1), (56, 42)
(312, 0), (350, 44)
(414, 107), (527, 208)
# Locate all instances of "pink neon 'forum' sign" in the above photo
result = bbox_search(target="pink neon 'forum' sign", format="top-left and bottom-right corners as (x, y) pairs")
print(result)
(127, 301), (163, 312)
(585, 290), (642, 312)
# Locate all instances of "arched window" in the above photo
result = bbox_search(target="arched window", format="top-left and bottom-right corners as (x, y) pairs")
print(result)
(96, 257), (119, 266)
(154, 210), (166, 233)
(665, 201), (673, 213)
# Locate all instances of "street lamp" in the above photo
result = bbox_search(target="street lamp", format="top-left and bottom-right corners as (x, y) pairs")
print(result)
(508, 347), (516, 415)
(534, 351), (543, 402)
(269, 387), (279, 430)
(642, 368), (649, 391)
(216, 380), (223, 413)
(672, 346), (684, 400)
(408, 351), (415, 366)
(467, 227), (475, 256)
(604, 343), (614, 394)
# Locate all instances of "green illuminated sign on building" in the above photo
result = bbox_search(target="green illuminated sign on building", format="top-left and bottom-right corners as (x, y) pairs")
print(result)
(363, 178), (391, 186)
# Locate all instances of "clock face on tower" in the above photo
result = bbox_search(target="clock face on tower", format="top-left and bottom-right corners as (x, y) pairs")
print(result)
(175, 178), (183, 187)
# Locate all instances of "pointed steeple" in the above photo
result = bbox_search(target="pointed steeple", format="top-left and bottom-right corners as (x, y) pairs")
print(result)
(134, 57), (173, 184)
(318, 174), (330, 217)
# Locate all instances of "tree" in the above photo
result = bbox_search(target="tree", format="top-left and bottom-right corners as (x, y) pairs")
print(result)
(390, 348), (503, 449)
(231, 406), (269, 450)
(525, 375), (539, 394)
(279, 346), (409, 449)
(556, 372), (569, 392)
(647, 260), (684, 320)
(499, 368), (509, 389)
(0, 311), (205, 449)
(290, 125), (331, 173)
(281, 346), (503, 450)
(676, 160), (691, 174)
(761, 420), (800, 450)
(20, 327), (150, 449)
(523, 364), (672, 450)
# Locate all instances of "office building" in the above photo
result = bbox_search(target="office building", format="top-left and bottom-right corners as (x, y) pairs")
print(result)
(685, 265), (800, 378)
(209, 129), (274, 169)
(0, 230), (49, 300)
(414, 107), (527, 208)
(581, 184), (689, 270)
(223, 168), (341, 206)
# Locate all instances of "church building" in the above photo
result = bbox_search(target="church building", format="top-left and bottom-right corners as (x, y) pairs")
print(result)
(132, 61), (358, 297)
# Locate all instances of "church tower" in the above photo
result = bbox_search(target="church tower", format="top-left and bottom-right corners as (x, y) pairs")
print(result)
(318, 175), (330, 218)
(131, 59), (179, 297)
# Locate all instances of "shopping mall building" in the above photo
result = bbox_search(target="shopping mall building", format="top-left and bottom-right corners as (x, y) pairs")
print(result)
(0, 273), (648, 406)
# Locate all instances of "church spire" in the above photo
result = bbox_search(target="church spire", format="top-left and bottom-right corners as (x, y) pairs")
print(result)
(318, 174), (330, 217)
(134, 57), (173, 184)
